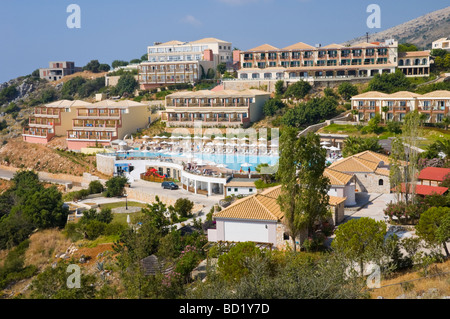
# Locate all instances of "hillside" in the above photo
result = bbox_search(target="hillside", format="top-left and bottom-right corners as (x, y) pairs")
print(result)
(344, 6), (450, 49)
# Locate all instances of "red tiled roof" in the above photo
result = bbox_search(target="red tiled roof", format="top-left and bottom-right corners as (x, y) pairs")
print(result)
(418, 167), (450, 182)
(397, 183), (448, 196)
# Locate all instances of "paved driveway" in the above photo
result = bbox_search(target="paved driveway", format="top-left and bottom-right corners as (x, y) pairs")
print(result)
(343, 193), (397, 222)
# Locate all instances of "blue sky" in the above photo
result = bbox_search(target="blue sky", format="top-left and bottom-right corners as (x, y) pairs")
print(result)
(0, 0), (447, 83)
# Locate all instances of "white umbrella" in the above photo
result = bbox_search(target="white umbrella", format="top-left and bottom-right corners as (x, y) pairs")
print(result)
(322, 145), (331, 149)
(241, 162), (252, 167)
(182, 136), (191, 140)
(240, 137), (249, 141)
(170, 136), (180, 139)
(249, 143), (258, 147)
(216, 164), (228, 168)
(119, 141), (127, 146)
(142, 135), (150, 139)
(215, 142), (225, 146)
(193, 136), (202, 140)
(320, 141), (330, 145)
(329, 146), (340, 151)
(202, 136), (210, 140)
(258, 137), (266, 141)
(153, 135), (161, 139)
(160, 136), (168, 139)
(160, 141), (167, 144)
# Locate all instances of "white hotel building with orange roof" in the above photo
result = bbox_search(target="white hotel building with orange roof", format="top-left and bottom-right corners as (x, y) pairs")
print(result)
(235, 39), (398, 81)
(352, 90), (450, 123)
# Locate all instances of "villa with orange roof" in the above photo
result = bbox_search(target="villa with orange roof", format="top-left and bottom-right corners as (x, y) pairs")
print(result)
(236, 39), (398, 81)
(397, 51), (431, 77)
(328, 151), (391, 194)
(352, 90), (450, 123)
(207, 185), (346, 249)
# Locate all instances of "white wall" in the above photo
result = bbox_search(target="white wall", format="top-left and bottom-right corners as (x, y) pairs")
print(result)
(226, 186), (256, 197)
(223, 219), (271, 243)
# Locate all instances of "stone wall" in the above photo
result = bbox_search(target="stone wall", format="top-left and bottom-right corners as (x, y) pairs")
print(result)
(275, 223), (308, 251)
(96, 154), (115, 176)
(354, 172), (390, 194)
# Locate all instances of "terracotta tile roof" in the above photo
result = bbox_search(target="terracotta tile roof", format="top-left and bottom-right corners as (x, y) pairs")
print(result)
(328, 156), (379, 173)
(375, 168), (390, 176)
(157, 40), (184, 46)
(226, 181), (256, 187)
(387, 91), (422, 98)
(398, 183), (448, 196)
(321, 43), (345, 49)
(214, 186), (282, 221)
(247, 44), (280, 51)
(282, 42), (315, 50)
(45, 100), (92, 108)
(324, 168), (353, 186)
(329, 196), (347, 206)
(421, 90), (450, 98)
(418, 167), (450, 182)
(351, 91), (390, 99)
(354, 150), (390, 165)
(398, 50), (430, 58)
(214, 185), (345, 222)
(190, 37), (230, 44)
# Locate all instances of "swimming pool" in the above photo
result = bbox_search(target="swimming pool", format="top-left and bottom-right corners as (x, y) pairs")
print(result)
(115, 151), (279, 171)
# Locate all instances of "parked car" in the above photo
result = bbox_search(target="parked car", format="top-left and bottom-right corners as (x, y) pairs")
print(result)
(161, 181), (179, 190)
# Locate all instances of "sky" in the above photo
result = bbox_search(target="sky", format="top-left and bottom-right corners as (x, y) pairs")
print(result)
(0, 0), (448, 83)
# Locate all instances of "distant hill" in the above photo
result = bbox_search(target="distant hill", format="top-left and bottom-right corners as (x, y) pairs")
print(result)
(344, 6), (450, 49)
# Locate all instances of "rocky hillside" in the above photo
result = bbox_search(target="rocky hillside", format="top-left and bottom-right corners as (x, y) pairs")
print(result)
(344, 6), (450, 49)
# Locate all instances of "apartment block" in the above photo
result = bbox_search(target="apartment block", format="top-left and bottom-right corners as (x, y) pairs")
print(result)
(23, 99), (151, 150)
(39, 61), (82, 81)
(162, 89), (270, 128)
(66, 100), (151, 150)
(236, 40), (398, 81)
(138, 38), (232, 89)
(351, 90), (450, 123)
(397, 51), (431, 77)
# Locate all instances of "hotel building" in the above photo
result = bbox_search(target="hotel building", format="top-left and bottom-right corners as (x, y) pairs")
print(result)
(162, 89), (270, 128)
(138, 38), (233, 89)
(351, 90), (450, 123)
(23, 100), (151, 150)
(236, 40), (398, 81)
(23, 100), (91, 144)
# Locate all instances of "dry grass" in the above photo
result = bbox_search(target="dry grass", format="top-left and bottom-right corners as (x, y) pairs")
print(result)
(24, 229), (72, 271)
(369, 259), (450, 299)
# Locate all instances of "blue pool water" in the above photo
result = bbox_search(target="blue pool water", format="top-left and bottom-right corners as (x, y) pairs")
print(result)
(115, 151), (279, 171)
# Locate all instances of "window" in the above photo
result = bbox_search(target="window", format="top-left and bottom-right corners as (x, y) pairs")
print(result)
(283, 232), (290, 240)
(234, 188), (238, 192)
(249, 188), (253, 192)
(378, 179), (384, 186)
(228, 188), (231, 192)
